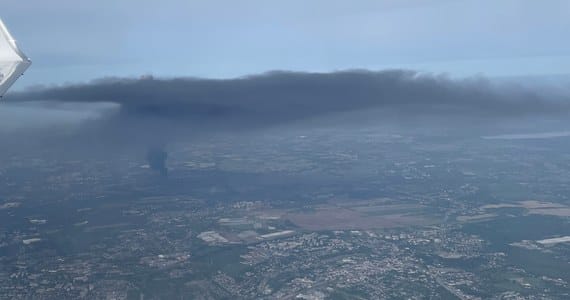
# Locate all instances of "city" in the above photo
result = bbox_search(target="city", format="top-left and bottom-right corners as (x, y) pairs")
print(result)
(0, 127), (568, 299)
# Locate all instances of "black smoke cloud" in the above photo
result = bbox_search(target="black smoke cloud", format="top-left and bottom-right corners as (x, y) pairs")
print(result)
(146, 146), (168, 176)
(9, 70), (570, 143)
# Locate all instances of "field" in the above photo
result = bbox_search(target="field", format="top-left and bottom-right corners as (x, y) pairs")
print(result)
(284, 199), (439, 230)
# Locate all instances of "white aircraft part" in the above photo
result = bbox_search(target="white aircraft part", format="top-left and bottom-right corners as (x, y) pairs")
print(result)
(0, 18), (31, 98)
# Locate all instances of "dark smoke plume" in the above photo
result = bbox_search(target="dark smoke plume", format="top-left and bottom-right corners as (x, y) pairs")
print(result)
(146, 146), (168, 176)
(7, 70), (570, 145)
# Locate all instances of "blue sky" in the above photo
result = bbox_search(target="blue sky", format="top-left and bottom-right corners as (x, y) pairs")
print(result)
(3, 0), (570, 88)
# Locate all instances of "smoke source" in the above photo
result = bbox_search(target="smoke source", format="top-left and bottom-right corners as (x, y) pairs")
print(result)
(146, 146), (168, 176)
